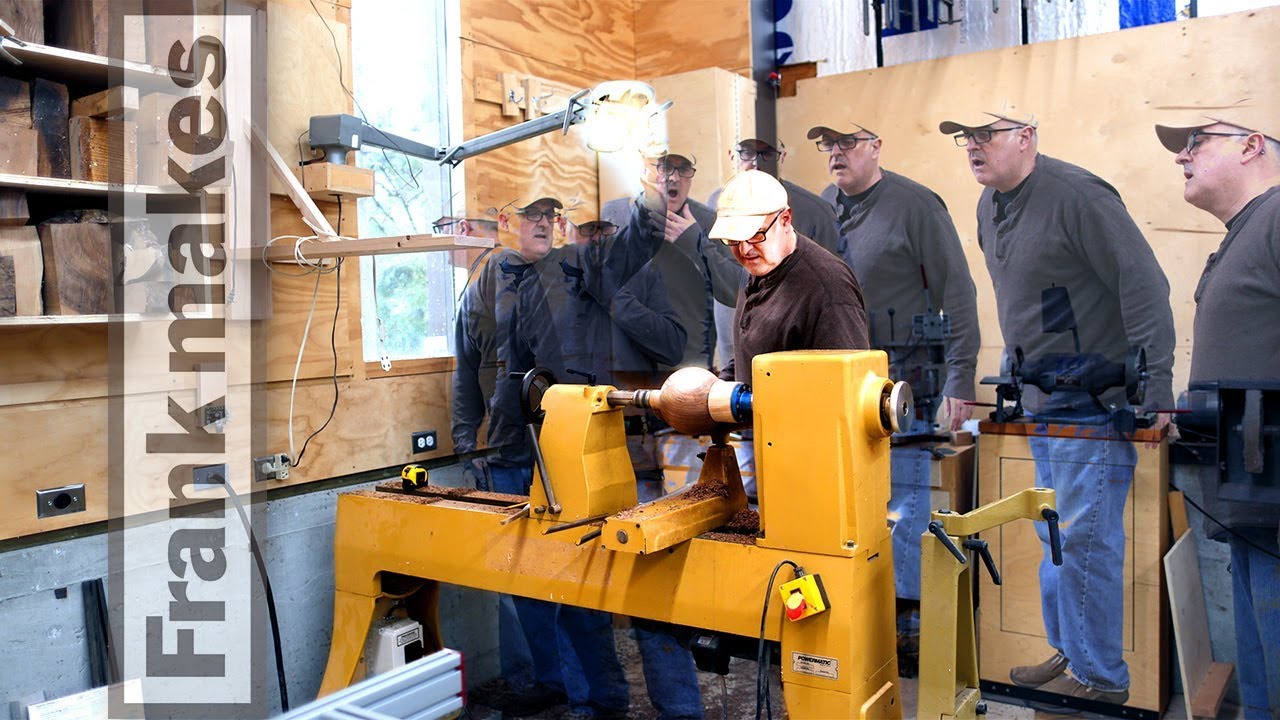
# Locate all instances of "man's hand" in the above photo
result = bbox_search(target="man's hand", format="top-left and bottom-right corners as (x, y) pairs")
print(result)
(460, 456), (492, 492)
(941, 396), (974, 432)
(662, 206), (697, 244)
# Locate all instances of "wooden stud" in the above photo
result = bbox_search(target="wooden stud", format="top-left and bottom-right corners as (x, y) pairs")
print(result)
(69, 116), (138, 184)
(0, 77), (31, 127)
(0, 124), (38, 177)
(0, 226), (43, 315)
(0, 189), (29, 226)
(32, 79), (71, 179)
(0, 254), (15, 316)
(1169, 490), (1189, 540)
(1166, 531), (1235, 719)
(71, 86), (141, 120)
(38, 222), (114, 315)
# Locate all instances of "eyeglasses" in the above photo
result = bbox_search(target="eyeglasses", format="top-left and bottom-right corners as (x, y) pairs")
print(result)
(656, 163), (696, 178)
(432, 219), (460, 233)
(518, 209), (561, 223)
(815, 134), (876, 152)
(736, 147), (780, 163)
(575, 221), (618, 238)
(722, 212), (781, 247)
(953, 126), (1026, 147)
(1184, 130), (1252, 154)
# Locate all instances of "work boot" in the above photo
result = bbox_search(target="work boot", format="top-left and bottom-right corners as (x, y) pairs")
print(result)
(1009, 652), (1068, 688)
(496, 682), (568, 717)
(1040, 673), (1130, 705)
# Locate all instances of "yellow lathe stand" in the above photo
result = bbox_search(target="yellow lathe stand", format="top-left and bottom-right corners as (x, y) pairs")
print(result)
(316, 350), (1057, 719)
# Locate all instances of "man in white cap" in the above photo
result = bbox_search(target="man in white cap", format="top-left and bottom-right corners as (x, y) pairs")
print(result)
(809, 121), (980, 433)
(1156, 101), (1280, 719)
(709, 170), (868, 385)
(706, 138), (842, 370)
(939, 110), (1176, 706)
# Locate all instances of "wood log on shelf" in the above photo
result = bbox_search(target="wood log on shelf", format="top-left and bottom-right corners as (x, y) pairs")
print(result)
(39, 220), (114, 315)
(0, 77), (31, 127)
(0, 189), (29, 226)
(0, 123), (38, 176)
(0, 226), (43, 315)
(0, 0), (44, 44)
(71, 86), (140, 120)
(0, 254), (15, 316)
(32, 78), (71, 179)
(70, 116), (138, 183)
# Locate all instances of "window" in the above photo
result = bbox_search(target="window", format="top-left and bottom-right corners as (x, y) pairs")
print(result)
(352, 0), (459, 363)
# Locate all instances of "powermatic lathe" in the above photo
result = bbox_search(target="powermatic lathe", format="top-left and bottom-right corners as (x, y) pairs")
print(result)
(317, 350), (1061, 719)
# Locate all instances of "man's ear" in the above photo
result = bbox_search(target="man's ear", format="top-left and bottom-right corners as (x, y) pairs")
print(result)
(556, 216), (567, 236)
(871, 138), (882, 158)
(779, 147), (788, 165)
(1242, 132), (1268, 163)
(457, 219), (472, 236)
(498, 213), (511, 232)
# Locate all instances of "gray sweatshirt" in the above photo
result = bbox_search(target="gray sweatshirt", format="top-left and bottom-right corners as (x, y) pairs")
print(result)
(977, 154), (1176, 413)
(1188, 185), (1280, 536)
(821, 171), (981, 400)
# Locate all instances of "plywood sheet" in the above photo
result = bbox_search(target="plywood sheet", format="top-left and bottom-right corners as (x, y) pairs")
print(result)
(645, 67), (755, 203)
(778, 9), (1280, 403)
(634, 0), (752, 78)
(462, 0), (635, 81)
(1165, 531), (1231, 719)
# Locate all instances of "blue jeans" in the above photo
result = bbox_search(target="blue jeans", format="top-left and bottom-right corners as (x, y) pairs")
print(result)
(632, 468), (706, 719)
(1228, 529), (1280, 719)
(1027, 419), (1136, 693)
(888, 419), (936, 601)
(491, 464), (631, 713)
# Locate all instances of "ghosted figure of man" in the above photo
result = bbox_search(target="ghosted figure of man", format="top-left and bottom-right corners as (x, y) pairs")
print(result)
(1156, 103), (1280, 719)
(940, 110), (1175, 705)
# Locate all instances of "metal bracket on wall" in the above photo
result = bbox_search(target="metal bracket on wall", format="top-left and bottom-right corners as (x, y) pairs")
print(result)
(36, 484), (86, 519)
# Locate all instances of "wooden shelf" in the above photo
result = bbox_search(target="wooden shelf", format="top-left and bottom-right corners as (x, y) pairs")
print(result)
(259, 234), (495, 263)
(0, 40), (189, 92)
(0, 313), (173, 327)
(0, 172), (176, 196)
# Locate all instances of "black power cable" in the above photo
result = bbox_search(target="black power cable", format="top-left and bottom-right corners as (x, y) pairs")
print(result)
(755, 559), (802, 720)
(1171, 482), (1280, 561)
(220, 480), (290, 711)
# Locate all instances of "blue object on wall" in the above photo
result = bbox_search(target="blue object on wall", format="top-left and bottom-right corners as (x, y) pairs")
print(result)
(1120, 0), (1177, 28)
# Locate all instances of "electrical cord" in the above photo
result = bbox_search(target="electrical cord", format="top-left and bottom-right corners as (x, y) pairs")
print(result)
(219, 480), (289, 711)
(293, 257), (343, 469)
(755, 559), (802, 720)
(1171, 482), (1280, 561)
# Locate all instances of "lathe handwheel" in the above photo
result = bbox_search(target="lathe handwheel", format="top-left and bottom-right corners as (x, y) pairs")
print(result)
(883, 381), (915, 434)
(519, 367), (558, 424)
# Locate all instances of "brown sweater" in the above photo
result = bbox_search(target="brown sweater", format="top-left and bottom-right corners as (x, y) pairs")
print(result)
(723, 234), (870, 385)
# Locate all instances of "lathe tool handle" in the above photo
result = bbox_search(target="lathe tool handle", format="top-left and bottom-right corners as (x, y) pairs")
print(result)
(928, 521), (967, 564)
(1042, 509), (1064, 566)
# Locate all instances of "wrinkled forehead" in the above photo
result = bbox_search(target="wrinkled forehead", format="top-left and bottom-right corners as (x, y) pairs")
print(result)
(660, 153), (695, 170)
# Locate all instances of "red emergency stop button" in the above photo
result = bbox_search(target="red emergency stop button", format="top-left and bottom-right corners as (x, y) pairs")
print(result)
(785, 591), (807, 621)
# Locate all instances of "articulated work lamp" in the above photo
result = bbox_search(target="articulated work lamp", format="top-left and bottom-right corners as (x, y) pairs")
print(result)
(307, 81), (670, 166)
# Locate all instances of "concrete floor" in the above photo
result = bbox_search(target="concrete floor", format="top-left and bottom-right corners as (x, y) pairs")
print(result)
(469, 628), (1245, 719)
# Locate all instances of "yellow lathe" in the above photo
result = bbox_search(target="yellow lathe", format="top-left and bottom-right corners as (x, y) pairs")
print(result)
(317, 349), (1057, 719)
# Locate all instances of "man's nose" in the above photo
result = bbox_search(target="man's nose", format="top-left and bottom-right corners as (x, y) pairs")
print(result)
(1175, 149), (1192, 165)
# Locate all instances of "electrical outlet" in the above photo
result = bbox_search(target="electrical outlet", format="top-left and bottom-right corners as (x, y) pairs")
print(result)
(254, 454), (290, 482)
(201, 404), (227, 428)
(411, 431), (437, 454)
(192, 463), (227, 490)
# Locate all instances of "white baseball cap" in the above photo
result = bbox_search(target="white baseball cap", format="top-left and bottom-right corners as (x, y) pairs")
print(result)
(708, 170), (789, 243)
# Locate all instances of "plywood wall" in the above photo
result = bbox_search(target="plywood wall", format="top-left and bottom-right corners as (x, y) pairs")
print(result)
(634, 0), (752, 77)
(778, 8), (1280, 402)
